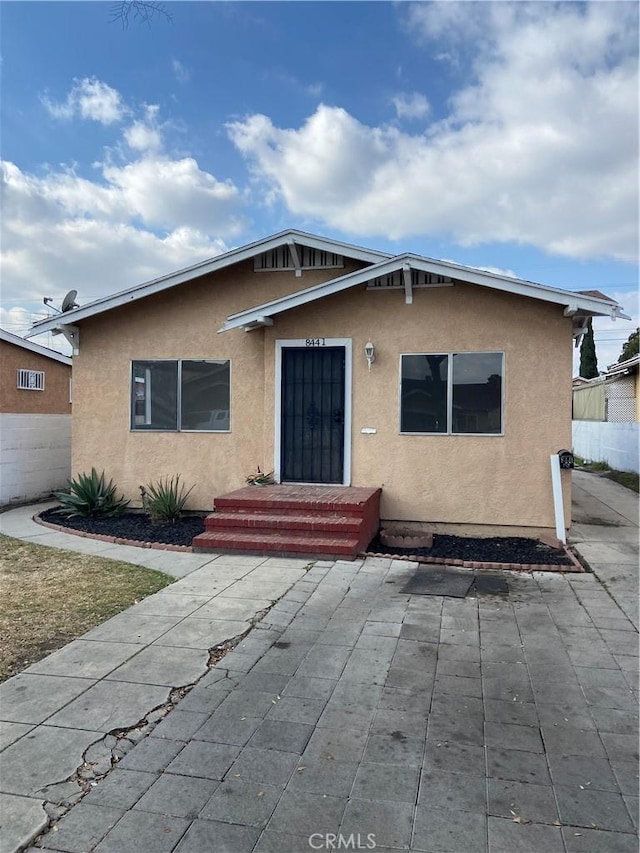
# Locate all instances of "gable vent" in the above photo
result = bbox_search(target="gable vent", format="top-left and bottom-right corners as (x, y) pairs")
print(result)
(367, 270), (453, 289)
(254, 245), (344, 272)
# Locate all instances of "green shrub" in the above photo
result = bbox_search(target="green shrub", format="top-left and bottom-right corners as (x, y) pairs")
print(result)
(140, 475), (195, 523)
(54, 469), (130, 518)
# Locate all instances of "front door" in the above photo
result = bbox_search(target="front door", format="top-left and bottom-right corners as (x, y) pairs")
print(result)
(280, 346), (345, 483)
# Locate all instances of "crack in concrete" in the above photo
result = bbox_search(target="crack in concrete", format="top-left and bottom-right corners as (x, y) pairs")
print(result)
(30, 599), (278, 847)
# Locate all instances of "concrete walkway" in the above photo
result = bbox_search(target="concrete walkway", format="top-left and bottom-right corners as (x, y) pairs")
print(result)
(0, 475), (638, 853)
(0, 506), (314, 853)
(570, 470), (639, 628)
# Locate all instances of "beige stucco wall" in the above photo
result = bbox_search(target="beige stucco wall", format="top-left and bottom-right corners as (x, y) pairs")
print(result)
(0, 341), (71, 414)
(71, 260), (573, 532)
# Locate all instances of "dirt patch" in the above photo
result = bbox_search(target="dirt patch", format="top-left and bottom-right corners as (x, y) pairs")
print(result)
(0, 534), (172, 681)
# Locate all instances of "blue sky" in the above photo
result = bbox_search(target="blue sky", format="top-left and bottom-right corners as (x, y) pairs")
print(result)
(1, 1), (638, 370)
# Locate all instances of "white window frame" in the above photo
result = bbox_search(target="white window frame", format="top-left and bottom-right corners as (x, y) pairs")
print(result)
(274, 338), (352, 485)
(399, 351), (505, 436)
(130, 359), (231, 432)
(17, 369), (45, 391)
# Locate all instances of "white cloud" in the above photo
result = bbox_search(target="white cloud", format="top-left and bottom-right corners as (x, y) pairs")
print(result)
(42, 77), (127, 125)
(124, 107), (163, 153)
(2, 79), (246, 312)
(228, 3), (638, 263)
(1, 158), (231, 308)
(102, 156), (243, 233)
(441, 260), (517, 278)
(172, 59), (191, 84)
(392, 92), (430, 121)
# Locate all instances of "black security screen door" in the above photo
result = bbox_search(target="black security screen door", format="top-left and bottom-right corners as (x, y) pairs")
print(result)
(281, 347), (345, 483)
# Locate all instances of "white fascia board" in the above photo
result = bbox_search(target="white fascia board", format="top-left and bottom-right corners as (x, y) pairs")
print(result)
(220, 256), (409, 332)
(402, 255), (625, 317)
(605, 353), (640, 374)
(26, 229), (390, 339)
(220, 253), (625, 332)
(0, 328), (72, 364)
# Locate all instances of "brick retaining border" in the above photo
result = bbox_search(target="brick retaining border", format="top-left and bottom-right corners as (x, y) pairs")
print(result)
(361, 547), (585, 573)
(32, 514), (194, 552)
(32, 513), (585, 569)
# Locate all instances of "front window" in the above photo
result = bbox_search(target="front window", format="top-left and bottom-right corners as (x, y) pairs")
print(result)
(400, 354), (448, 433)
(400, 352), (503, 435)
(451, 352), (503, 434)
(131, 360), (230, 431)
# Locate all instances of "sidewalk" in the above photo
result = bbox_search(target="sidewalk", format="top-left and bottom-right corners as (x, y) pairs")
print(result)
(1, 475), (638, 853)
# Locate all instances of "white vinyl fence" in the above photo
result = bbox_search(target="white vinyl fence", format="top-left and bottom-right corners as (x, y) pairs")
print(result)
(0, 413), (71, 506)
(572, 420), (639, 474)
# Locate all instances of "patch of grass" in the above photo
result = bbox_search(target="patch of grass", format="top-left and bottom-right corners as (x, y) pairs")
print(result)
(0, 534), (172, 682)
(605, 470), (639, 493)
(575, 458), (639, 493)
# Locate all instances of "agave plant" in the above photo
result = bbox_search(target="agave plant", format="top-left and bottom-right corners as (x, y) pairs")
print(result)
(54, 469), (130, 518)
(140, 474), (195, 523)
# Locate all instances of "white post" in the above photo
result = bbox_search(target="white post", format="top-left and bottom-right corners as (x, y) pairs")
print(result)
(550, 454), (567, 544)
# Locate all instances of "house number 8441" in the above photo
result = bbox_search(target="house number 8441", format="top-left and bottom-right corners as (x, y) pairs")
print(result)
(305, 338), (326, 347)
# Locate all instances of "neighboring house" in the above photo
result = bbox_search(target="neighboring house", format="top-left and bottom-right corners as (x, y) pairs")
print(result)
(27, 229), (627, 538)
(0, 329), (72, 506)
(602, 354), (640, 423)
(572, 354), (639, 473)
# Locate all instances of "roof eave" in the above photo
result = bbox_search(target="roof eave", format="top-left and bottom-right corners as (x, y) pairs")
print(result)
(0, 328), (72, 364)
(219, 255), (626, 332)
(26, 229), (390, 339)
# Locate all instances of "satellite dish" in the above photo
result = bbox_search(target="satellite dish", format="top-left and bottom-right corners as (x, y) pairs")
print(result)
(61, 290), (79, 312)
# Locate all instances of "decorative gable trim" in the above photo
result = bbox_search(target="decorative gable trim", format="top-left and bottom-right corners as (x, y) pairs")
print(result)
(26, 230), (388, 339)
(254, 245), (344, 273)
(220, 254), (627, 333)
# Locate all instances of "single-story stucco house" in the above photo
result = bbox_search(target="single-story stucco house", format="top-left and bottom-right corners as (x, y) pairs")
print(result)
(27, 230), (627, 556)
(0, 328), (72, 506)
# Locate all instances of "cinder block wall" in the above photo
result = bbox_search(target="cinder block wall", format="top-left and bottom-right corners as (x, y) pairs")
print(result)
(0, 413), (71, 505)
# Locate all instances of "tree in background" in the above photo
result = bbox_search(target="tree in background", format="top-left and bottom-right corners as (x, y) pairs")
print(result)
(579, 318), (599, 378)
(618, 327), (639, 363)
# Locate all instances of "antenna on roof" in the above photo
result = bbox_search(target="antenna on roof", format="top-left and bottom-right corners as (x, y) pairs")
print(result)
(43, 297), (60, 313)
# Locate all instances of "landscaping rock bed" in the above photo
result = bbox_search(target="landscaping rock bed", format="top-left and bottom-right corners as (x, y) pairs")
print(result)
(38, 508), (206, 547)
(38, 507), (575, 566)
(366, 532), (574, 566)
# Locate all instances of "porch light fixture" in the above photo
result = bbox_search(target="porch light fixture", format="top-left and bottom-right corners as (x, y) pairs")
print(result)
(364, 341), (375, 370)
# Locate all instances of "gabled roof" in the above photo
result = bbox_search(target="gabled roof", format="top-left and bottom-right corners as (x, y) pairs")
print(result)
(26, 230), (388, 338)
(219, 252), (628, 333)
(573, 354), (639, 388)
(25, 228), (628, 342)
(0, 328), (72, 365)
(605, 353), (640, 376)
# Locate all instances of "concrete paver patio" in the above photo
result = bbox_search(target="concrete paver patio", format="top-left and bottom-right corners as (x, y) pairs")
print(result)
(0, 472), (638, 853)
